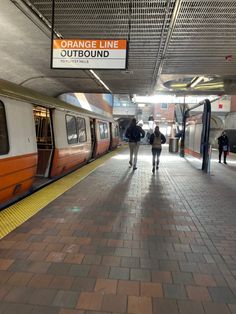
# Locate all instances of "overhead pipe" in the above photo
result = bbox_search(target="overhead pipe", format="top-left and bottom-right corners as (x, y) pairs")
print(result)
(151, 0), (183, 92)
(11, 0), (53, 38)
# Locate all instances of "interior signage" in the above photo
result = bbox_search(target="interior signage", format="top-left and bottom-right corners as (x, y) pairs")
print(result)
(52, 39), (127, 69)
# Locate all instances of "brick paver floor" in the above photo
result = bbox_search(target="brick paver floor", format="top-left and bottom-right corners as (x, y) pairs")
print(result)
(0, 145), (236, 313)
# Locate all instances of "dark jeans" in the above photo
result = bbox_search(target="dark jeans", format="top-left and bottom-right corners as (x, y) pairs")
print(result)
(219, 148), (227, 162)
(152, 148), (162, 166)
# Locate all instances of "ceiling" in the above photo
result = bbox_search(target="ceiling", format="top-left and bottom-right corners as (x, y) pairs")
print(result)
(1, 0), (236, 97)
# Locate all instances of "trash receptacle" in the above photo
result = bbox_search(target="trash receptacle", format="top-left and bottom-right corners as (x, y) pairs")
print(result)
(169, 137), (179, 153)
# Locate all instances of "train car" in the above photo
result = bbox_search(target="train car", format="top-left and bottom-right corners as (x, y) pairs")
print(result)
(0, 79), (119, 209)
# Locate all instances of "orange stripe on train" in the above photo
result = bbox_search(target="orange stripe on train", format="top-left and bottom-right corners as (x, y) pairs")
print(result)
(0, 153), (37, 176)
(50, 148), (91, 177)
(0, 153), (37, 204)
(0, 178), (34, 204)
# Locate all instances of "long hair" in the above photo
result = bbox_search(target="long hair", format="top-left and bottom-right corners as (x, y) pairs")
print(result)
(154, 126), (160, 137)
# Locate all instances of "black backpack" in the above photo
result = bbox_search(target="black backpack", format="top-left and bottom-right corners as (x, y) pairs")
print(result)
(130, 126), (140, 142)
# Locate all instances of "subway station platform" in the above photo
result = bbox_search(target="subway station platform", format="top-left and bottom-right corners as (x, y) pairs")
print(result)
(0, 145), (236, 314)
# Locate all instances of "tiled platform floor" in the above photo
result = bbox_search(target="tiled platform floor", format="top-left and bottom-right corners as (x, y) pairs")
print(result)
(0, 145), (236, 314)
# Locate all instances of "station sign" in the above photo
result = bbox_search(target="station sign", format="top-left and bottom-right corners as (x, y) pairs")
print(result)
(52, 39), (127, 69)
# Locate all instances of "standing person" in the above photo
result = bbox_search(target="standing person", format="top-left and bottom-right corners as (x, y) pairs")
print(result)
(217, 131), (229, 164)
(125, 118), (145, 170)
(149, 126), (166, 173)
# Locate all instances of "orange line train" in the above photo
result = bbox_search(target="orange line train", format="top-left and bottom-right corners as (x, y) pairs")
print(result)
(0, 79), (119, 209)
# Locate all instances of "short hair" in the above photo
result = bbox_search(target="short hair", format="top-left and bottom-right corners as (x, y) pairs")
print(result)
(130, 118), (137, 126)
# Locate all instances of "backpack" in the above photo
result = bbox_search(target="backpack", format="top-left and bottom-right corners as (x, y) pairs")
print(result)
(130, 126), (140, 142)
(152, 134), (162, 148)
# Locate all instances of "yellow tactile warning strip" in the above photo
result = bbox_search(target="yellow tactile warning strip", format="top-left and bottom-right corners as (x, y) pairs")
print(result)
(0, 147), (125, 239)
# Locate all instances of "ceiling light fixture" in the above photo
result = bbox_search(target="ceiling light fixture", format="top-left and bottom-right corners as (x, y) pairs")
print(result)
(89, 70), (112, 93)
(189, 76), (204, 88)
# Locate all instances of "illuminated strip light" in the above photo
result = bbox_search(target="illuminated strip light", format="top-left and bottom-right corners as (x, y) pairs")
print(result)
(89, 70), (112, 93)
(190, 76), (204, 88)
(195, 83), (224, 90)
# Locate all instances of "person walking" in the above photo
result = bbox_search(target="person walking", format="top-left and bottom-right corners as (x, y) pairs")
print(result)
(125, 118), (145, 170)
(217, 131), (229, 164)
(149, 126), (166, 173)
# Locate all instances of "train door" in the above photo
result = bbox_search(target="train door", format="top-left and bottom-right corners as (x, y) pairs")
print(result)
(109, 122), (113, 150)
(90, 118), (96, 158)
(33, 106), (54, 177)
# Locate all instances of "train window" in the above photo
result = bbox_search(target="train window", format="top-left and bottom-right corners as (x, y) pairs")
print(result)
(0, 102), (9, 155)
(34, 107), (52, 147)
(66, 115), (78, 144)
(99, 122), (105, 139)
(99, 122), (108, 139)
(77, 117), (87, 142)
(115, 125), (119, 137)
(104, 123), (108, 138)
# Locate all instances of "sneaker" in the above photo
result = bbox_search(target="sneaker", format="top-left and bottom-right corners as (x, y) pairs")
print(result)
(129, 161), (132, 167)
(152, 167), (155, 173)
(219, 161), (221, 163)
(133, 166), (137, 171)
(224, 161), (227, 164)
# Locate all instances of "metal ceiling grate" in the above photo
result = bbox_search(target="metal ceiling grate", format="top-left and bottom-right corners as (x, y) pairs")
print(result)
(25, 0), (236, 94)
(162, 0), (236, 75)
(27, 0), (176, 94)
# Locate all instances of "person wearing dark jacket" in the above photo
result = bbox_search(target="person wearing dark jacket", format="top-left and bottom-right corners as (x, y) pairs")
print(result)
(217, 131), (229, 164)
(125, 118), (145, 170)
(149, 126), (166, 173)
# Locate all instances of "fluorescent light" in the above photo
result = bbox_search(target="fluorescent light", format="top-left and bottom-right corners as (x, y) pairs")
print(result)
(190, 76), (204, 88)
(89, 70), (111, 93)
(134, 95), (218, 104)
